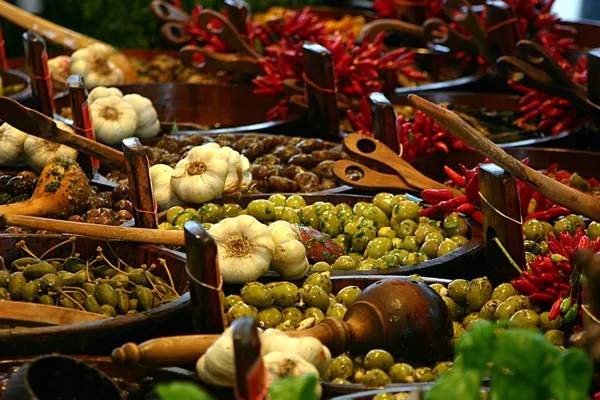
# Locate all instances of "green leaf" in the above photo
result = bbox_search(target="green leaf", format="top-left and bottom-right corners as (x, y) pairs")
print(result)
(267, 374), (319, 400)
(155, 381), (216, 400)
(445, 220), (459, 228)
(424, 364), (481, 400)
(454, 319), (497, 371)
(491, 366), (545, 400)
(408, 132), (415, 144)
(546, 349), (593, 400)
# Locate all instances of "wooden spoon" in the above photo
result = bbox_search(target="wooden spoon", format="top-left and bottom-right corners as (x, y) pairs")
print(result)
(408, 94), (600, 222)
(0, 0), (137, 83)
(0, 302), (108, 327)
(0, 157), (91, 218)
(111, 278), (453, 368)
(0, 98), (125, 168)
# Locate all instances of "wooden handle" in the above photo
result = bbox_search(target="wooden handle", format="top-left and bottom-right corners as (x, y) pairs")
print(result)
(23, 31), (55, 117)
(342, 133), (463, 196)
(358, 19), (424, 43)
(123, 138), (158, 229)
(333, 160), (415, 192)
(0, 214), (184, 246)
(0, 302), (108, 327)
(0, 23), (8, 71)
(184, 222), (225, 334)
(224, 0), (251, 37)
(369, 92), (399, 153)
(408, 94), (600, 221)
(232, 317), (265, 399)
(587, 48), (600, 130)
(0, 98), (125, 167)
(485, 0), (519, 59)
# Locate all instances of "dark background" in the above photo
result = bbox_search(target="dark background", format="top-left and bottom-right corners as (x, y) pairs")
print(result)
(1, 0), (599, 59)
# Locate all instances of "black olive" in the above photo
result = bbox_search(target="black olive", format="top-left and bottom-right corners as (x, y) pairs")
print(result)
(114, 199), (134, 213)
(112, 185), (130, 201)
(7, 176), (35, 195)
(0, 175), (13, 191)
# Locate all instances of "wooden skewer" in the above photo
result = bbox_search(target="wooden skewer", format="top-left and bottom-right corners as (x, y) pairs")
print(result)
(0, 214), (184, 246)
(0, 302), (108, 327)
(408, 94), (600, 222)
(0, 98), (125, 167)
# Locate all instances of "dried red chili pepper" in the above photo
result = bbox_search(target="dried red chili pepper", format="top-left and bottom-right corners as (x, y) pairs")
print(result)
(443, 166), (467, 187)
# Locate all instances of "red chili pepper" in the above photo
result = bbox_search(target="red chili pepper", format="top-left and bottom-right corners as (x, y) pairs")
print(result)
(540, 272), (562, 286)
(421, 189), (453, 201)
(443, 166), (466, 187)
(472, 210), (482, 224)
(522, 271), (547, 291)
(529, 292), (555, 304)
(524, 211), (551, 222)
(434, 141), (450, 153)
(511, 278), (539, 295)
(545, 288), (558, 297)
(544, 206), (570, 220)
(549, 300), (562, 320)
(520, 99), (542, 112)
(591, 237), (600, 253)
(556, 261), (573, 276)
(456, 203), (475, 215)
(547, 234), (567, 257)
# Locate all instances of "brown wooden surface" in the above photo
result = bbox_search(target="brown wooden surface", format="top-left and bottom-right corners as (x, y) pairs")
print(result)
(587, 48), (600, 130)
(23, 31), (55, 117)
(485, 0), (519, 59)
(333, 159), (415, 192)
(184, 222), (225, 334)
(564, 19), (600, 49)
(224, 0), (251, 37)
(232, 317), (264, 399)
(369, 92), (399, 153)
(0, 235), (193, 357)
(479, 163), (525, 286)
(303, 43), (341, 140)
(123, 137), (158, 229)
(67, 74), (98, 178)
(2, 69), (31, 102)
(0, 302), (108, 327)
(408, 94), (600, 222)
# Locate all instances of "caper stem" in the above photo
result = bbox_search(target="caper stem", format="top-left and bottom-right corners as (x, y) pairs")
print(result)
(96, 247), (127, 275)
(39, 236), (77, 260)
(15, 240), (42, 262)
(158, 258), (178, 296)
(62, 286), (89, 297)
(57, 289), (87, 311)
(144, 270), (168, 300)
(105, 242), (134, 271)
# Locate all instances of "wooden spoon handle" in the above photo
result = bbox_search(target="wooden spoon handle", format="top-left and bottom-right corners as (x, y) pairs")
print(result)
(333, 160), (415, 192)
(0, 302), (108, 327)
(358, 19), (424, 43)
(0, 214), (184, 246)
(408, 94), (600, 221)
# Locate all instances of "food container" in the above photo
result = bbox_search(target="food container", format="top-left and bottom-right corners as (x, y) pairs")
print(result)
(1, 69), (31, 103)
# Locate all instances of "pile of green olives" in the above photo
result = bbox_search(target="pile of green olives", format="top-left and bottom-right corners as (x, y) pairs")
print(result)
(161, 193), (471, 271)
(0, 240), (180, 318)
(223, 272), (361, 330)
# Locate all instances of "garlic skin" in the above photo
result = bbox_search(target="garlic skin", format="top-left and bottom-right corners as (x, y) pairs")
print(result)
(122, 94), (160, 139)
(261, 329), (331, 376)
(70, 43), (124, 89)
(47, 55), (71, 92)
(23, 122), (78, 171)
(90, 96), (138, 145)
(171, 146), (229, 203)
(264, 352), (322, 399)
(209, 215), (275, 283)
(149, 164), (183, 211)
(0, 123), (28, 166)
(196, 328), (236, 387)
(267, 221), (310, 280)
(199, 142), (251, 193)
(88, 86), (123, 105)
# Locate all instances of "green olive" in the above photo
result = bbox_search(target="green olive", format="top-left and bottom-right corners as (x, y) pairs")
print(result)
(222, 203), (243, 218)
(420, 240), (440, 259)
(364, 237), (393, 259)
(402, 253), (419, 266)
(523, 219), (546, 241)
(302, 285), (330, 312)
(437, 238), (459, 257)
(391, 238), (403, 249)
(247, 200), (276, 222)
(553, 218), (575, 236)
(349, 253), (365, 263)
(335, 203), (352, 212)
(360, 368), (392, 385)
(524, 240), (541, 254)
(397, 220), (419, 239)
(392, 201), (421, 221)
(450, 235), (469, 246)
(304, 307), (326, 324)
(540, 312), (563, 331)
(491, 283), (518, 303)
(304, 272), (332, 293)
(271, 282), (301, 307)
(373, 193), (398, 217)
(353, 201), (371, 218)
(326, 302), (347, 320)
(316, 202), (335, 216)
(166, 206), (185, 224)
(429, 283), (447, 296)
(544, 329), (565, 346)
(337, 208), (356, 229)
(286, 195), (307, 209)
(363, 349), (395, 371)
(335, 286), (362, 308)
(425, 232), (445, 245)
(466, 277), (493, 313)
(312, 261), (332, 271)
(363, 205), (390, 228)
(320, 211), (341, 237)
(447, 279), (469, 305)
(373, 394), (395, 400)
(227, 302), (259, 324)
(393, 249), (410, 263)
(432, 361), (453, 377)
(329, 355), (354, 380)
(415, 367), (436, 382)
(588, 221), (600, 239)
(443, 296), (460, 320)
(479, 299), (500, 320)
(281, 307), (304, 326)
(344, 219), (360, 236)
(268, 194), (287, 207)
(196, 203), (223, 223)
(414, 224), (443, 244)
(258, 307), (283, 329)
(278, 207), (301, 224)
(494, 296), (528, 320)
(377, 227), (396, 239)
(158, 222), (173, 230)
(462, 312), (481, 327)
(7, 272), (27, 300)
(563, 214), (585, 229)
(377, 253), (401, 268)
(357, 260), (375, 271)
(509, 309), (541, 330)
(443, 213), (469, 237)
(389, 363), (415, 383)
(241, 282), (274, 308)
(401, 236), (419, 253)
(173, 210), (198, 226)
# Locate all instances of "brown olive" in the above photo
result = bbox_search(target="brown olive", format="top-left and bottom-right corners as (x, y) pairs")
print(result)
(268, 176), (298, 192)
(294, 171), (320, 187)
(321, 179), (337, 190)
(17, 170), (37, 179)
(241, 142), (265, 161)
(298, 138), (325, 153)
(68, 215), (85, 222)
(273, 145), (302, 162)
(283, 165), (306, 179)
(5, 226), (23, 234)
(115, 210), (134, 221)
(7, 176), (35, 194)
(265, 165), (283, 177)
(312, 149), (343, 162)
(214, 134), (236, 146)
(114, 199), (133, 213)
(289, 153), (318, 169)
(313, 160), (336, 180)
(254, 154), (280, 166)
(251, 164), (270, 180)
(262, 135), (285, 152)
(0, 175), (12, 190)
(112, 185), (130, 201)
(301, 183), (324, 192)
(97, 191), (114, 207)
(233, 137), (257, 152)
(251, 180), (270, 193)
(86, 217), (113, 225)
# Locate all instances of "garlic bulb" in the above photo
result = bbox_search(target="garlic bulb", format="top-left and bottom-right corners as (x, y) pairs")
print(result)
(267, 220), (309, 280)
(261, 329), (331, 375)
(47, 55), (71, 91)
(209, 215), (275, 283)
(122, 94), (160, 139)
(196, 328), (236, 387)
(90, 96), (138, 145)
(171, 146), (229, 203)
(0, 123), (28, 166)
(23, 122), (78, 171)
(88, 86), (123, 105)
(264, 352), (322, 399)
(70, 43), (123, 89)
(150, 164), (183, 211)
(199, 142), (251, 193)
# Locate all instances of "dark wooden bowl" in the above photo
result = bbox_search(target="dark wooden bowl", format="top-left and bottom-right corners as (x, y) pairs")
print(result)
(2, 69), (31, 103)
(0, 234), (194, 358)
(54, 82), (298, 135)
(160, 193), (484, 279)
(564, 19), (600, 49)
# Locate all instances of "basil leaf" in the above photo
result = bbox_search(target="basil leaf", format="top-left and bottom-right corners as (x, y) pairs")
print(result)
(491, 366), (545, 400)
(155, 381), (216, 400)
(454, 320), (496, 371)
(267, 373), (319, 400)
(547, 349), (593, 400)
(424, 365), (481, 400)
(445, 221), (459, 228)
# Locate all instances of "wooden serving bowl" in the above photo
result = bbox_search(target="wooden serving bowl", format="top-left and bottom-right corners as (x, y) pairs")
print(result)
(2, 69), (31, 103)
(564, 18), (600, 50)
(0, 234), (193, 358)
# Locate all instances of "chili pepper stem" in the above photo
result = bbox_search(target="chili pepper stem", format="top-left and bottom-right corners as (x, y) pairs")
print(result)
(493, 237), (523, 274)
